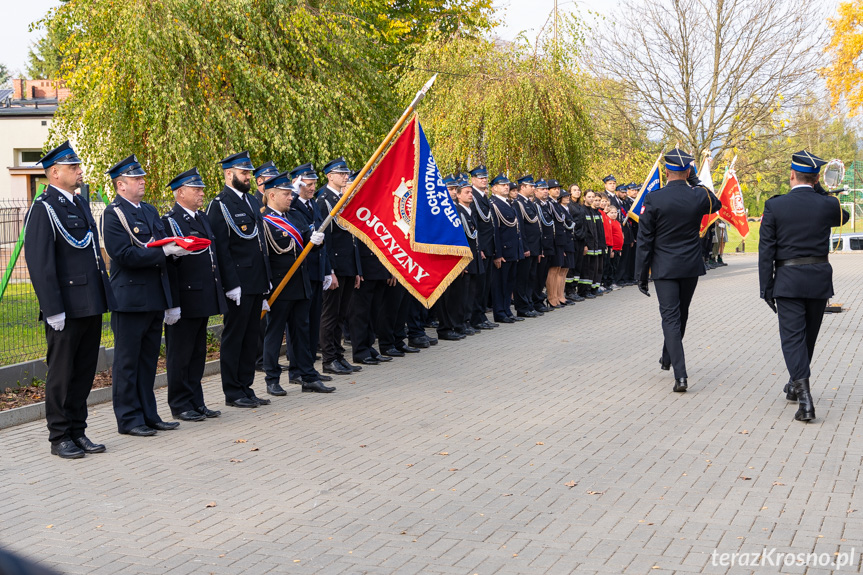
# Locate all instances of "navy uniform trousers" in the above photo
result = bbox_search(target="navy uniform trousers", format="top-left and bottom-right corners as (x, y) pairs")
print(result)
(491, 261), (517, 320)
(265, 297), (315, 386)
(165, 317), (211, 415)
(654, 277), (698, 379)
(776, 298), (827, 380)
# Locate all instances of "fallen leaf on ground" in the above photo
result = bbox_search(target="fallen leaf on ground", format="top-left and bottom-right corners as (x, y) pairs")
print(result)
(405, 463), (414, 467)
(587, 491), (604, 495)
(437, 452), (448, 456)
(772, 481), (784, 486)
(206, 502), (217, 508)
(46, 525), (53, 529)
(449, 468), (458, 472)
(739, 430), (749, 435)
(250, 448), (259, 452)
(536, 442), (545, 445)
(230, 458), (243, 463)
(739, 476), (752, 480)
(234, 439), (247, 443)
(444, 390), (452, 393)
(564, 481), (577, 488)
(502, 493), (513, 497)
(359, 445), (367, 448)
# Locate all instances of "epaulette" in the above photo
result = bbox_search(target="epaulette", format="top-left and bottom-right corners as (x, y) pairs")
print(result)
(35, 193), (48, 202)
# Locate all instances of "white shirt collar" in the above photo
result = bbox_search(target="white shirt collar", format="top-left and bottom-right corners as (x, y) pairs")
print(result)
(227, 185), (248, 201)
(791, 184), (814, 191)
(120, 195), (141, 209)
(326, 184), (342, 197)
(53, 186), (75, 203)
(460, 203), (472, 215)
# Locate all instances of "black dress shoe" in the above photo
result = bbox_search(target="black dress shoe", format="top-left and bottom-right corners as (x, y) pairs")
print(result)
(398, 345), (421, 353)
(659, 358), (671, 371)
(225, 397), (259, 408)
(437, 329), (464, 341)
(573, 294), (585, 302)
(463, 326), (478, 335)
(516, 311), (538, 318)
(360, 357), (381, 365)
(289, 377), (303, 385)
(482, 320), (499, 328)
(374, 354), (393, 362)
(536, 305), (553, 313)
(318, 374), (334, 382)
(267, 383), (287, 396)
(496, 317), (515, 324)
(51, 440), (85, 459)
(71, 435), (106, 453)
(783, 381), (797, 401)
(339, 358), (362, 372)
(382, 348), (405, 357)
(279, 364), (290, 372)
(127, 425), (157, 436)
(174, 410), (206, 422)
(196, 406), (221, 418)
(323, 361), (353, 375)
(251, 396), (271, 406)
(150, 421), (180, 431)
(427, 336), (438, 345)
(302, 380), (336, 393)
(512, 316), (525, 322)
(409, 337), (430, 348)
(792, 378), (815, 421)
(673, 378), (688, 392)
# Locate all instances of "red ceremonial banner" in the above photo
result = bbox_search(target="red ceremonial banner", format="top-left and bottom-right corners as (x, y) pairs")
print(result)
(336, 118), (470, 307)
(699, 170), (749, 238)
(146, 236), (212, 251)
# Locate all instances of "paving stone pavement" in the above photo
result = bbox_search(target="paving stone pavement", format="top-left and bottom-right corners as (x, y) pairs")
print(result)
(2, 253), (863, 575)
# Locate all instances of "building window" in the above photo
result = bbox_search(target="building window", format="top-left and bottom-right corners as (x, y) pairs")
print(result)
(18, 150), (43, 166)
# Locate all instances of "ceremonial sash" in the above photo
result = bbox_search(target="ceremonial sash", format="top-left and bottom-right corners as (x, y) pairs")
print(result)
(263, 213), (304, 249)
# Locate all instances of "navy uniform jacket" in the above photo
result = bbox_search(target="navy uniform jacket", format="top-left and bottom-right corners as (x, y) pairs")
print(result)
(290, 196), (330, 282)
(161, 204), (228, 318)
(552, 202), (576, 253)
(316, 185), (363, 277)
(356, 241), (390, 281)
(536, 200), (556, 257)
(759, 185), (849, 299)
(262, 207), (312, 300)
(471, 187), (495, 256)
(102, 198), (172, 312)
(567, 202), (587, 242)
(206, 186), (271, 295)
(514, 195), (542, 256)
(489, 195), (521, 261)
(635, 180), (721, 281)
(25, 186), (115, 319)
(457, 203), (482, 274)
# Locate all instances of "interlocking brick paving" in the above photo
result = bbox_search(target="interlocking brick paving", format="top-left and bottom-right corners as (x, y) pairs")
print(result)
(2, 254), (862, 574)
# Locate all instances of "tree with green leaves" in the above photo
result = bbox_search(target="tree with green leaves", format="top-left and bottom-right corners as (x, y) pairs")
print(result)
(0, 63), (10, 88)
(396, 18), (594, 185)
(36, 0), (495, 204)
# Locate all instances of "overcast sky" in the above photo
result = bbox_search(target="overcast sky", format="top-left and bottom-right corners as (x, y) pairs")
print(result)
(2, 0), (618, 76)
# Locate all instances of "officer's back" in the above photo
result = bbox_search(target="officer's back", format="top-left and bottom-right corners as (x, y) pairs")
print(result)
(639, 179), (718, 279)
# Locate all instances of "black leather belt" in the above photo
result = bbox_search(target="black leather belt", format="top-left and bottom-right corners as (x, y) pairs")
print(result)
(775, 256), (828, 268)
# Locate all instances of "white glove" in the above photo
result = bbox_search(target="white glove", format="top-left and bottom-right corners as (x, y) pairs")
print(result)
(262, 300), (270, 312)
(310, 231), (325, 246)
(322, 274), (333, 291)
(46, 312), (66, 332)
(225, 286), (242, 306)
(164, 307), (181, 325)
(162, 243), (193, 257)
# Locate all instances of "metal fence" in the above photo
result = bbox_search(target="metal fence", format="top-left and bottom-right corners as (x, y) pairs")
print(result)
(0, 197), (214, 367)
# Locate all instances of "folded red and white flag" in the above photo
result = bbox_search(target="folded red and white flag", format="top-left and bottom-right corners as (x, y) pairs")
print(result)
(146, 236), (212, 251)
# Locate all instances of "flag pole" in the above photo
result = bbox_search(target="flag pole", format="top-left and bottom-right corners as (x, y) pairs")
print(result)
(262, 74), (439, 318)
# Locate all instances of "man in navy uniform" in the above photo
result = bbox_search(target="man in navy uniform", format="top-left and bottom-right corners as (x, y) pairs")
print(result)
(317, 159), (363, 375)
(534, 179), (557, 312)
(253, 161), (279, 203)
(488, 173), (522, 323)
(513, 175), (542, 318)
(468, 166), (498, 331)
(759, 151), (849, 422)
(103, 154), (192, 436)
(207, 151), (273, 408)
(25, 141), (115, 458)
(260, 172), (332, 394)
(162, 168), (227, 421)
(289, 161), (337, 384)
(635, 148), (720, 392)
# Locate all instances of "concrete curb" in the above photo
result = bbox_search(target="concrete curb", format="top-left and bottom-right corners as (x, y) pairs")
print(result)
(0, 359), (221, 431)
